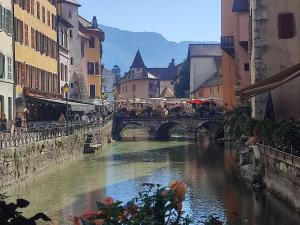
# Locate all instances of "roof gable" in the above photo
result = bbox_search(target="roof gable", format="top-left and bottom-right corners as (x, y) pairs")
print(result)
(130, 50), (146, 69)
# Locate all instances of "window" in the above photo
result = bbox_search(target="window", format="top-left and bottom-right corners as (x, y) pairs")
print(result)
(125, 86), (127, 92)
(69, 11), (72, 18)
(7, 56), (12, 80)
(89, 37), (95, 48)
(133, 84), (136, 92)
(24, 24), (29, 46)
(217, 85), (220, 93)
(244, 63), (249, 71)
(70, 57), (73, 65)
(47, 10), (50, 26)
(69, 29), (72, 38)
(36, 1), (40, 19)
(90, 85), (96, 98)
(0, 7), (12, 34)
(278, 13), (295, 39)
(87, 62), (95, 74)
(31, 28), (35, 49)
(0, 96), (3, 118)
(87, 62), (99, 75)
(42, 6), (45, 23)
(210, 86), (213, 94)
(0, 53), (5, 78)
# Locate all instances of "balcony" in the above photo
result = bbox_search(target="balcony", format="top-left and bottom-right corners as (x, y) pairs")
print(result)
(221, 36), (235, 57)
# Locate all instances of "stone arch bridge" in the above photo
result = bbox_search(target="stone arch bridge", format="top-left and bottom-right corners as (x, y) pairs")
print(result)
(112, 116), (224, 140)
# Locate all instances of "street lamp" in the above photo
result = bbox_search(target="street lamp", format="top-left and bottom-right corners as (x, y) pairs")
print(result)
(64, 83), (69, 134)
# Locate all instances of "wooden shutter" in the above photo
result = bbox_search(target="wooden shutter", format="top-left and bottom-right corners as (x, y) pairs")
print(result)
(20, 21), (23, 44)
(95, 62), (100, 75)
(21, 63), (26, 84)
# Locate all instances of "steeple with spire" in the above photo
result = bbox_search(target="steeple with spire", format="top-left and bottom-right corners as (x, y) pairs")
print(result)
(130, 49), (146, 69)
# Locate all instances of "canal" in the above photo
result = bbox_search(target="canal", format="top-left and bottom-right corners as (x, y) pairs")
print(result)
(6, 129), (300, 225)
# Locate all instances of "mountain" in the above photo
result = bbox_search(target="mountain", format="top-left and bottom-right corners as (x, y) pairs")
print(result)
(99, 24), (218, 74)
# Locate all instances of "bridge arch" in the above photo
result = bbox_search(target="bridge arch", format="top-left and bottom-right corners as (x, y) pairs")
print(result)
(155, 121), (188, 139)
(195, 120), (224, 139)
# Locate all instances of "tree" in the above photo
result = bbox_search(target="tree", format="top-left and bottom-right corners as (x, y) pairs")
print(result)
(174, 59), (190, 98)
(111, 65), (121, 82)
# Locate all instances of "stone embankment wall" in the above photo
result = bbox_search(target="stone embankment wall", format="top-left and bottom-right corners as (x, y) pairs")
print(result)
(238, 144), (300, 213)
(260, 145), (300, 213)
(0, 122), (112, 190)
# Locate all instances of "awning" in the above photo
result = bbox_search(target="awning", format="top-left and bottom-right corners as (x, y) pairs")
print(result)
(240, 63), (300, 100)
(26, 97), (95, 112)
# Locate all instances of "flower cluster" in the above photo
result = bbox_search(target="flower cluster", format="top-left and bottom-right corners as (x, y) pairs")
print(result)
(69, 180), (190, 225)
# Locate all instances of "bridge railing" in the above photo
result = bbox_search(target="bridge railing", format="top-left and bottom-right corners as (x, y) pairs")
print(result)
(0, 117), (112, 150)
(121, 115), (224, 121)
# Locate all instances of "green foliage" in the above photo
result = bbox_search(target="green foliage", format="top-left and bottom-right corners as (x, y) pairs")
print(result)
(225, 107), (300, 152)
(112, 65), (122, 82)
(174, 60), (190, 98)
(0, 195), (51, 225)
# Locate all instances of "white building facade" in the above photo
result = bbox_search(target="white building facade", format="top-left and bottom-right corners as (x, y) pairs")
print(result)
(188, 44), (221, 96)
(102, 68), (116, 102)
(0, 0), (14, 121)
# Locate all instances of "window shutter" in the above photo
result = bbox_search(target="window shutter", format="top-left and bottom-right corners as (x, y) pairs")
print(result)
(20, 21), (23, 44)
(95, 62), (99, 75)
(0, 5), (2, 30)
(0, 53), (5, 78)
(21, 63), (26, 84)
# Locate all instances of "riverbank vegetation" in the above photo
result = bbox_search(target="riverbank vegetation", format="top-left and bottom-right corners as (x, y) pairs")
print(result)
(225, 107), (300, 154)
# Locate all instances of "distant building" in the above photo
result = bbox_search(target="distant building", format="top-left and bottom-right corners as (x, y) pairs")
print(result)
(0, 0), (14, 121)
(118, 50), (179, 100)
(57, 0), (86, 100)
(79, 16), (105, 100)
(148, 58), (178, 97)
(191, 56), (223, 106)
(119, 50), (160, 99)
(102, 68), (116, 102)
(187, 44), (221, 96)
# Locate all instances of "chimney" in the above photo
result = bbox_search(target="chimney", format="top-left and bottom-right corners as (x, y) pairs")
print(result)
(171, 58), (175, 65)
(92, 16), (98, 28)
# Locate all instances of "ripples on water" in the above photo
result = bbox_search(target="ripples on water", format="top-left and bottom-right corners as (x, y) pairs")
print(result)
(5, 128), (300, 225)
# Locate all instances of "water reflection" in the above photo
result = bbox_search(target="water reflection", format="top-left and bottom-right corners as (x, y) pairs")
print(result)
(5, 129), (300, 225)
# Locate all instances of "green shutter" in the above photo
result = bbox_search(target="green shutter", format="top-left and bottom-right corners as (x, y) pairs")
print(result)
(0, 5), (2, 30)
(0, 53), (5, 78)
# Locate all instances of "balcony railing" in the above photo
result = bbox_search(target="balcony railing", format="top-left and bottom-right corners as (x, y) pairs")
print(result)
(221, 36), (235, 57)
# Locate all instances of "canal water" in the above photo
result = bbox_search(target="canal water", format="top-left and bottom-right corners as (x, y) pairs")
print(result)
(6, 129), (300, 225)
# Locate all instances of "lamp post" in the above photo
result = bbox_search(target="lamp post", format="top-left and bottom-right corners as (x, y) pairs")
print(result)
(64, 83), (69, 134)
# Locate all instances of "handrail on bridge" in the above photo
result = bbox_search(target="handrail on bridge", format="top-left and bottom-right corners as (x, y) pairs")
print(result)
(122, 115), (224, 121)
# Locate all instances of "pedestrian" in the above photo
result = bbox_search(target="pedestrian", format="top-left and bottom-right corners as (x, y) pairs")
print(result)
(0, 114), (7, 132)
(15, 114), (22, 132)
(58, 114), (66, 125)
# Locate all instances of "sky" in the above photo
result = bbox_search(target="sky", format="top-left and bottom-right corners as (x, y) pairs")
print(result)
(78, 0), (221, 43)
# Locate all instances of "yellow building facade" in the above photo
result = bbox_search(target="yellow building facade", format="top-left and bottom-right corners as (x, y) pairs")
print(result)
(14, 0), (59, 120)
(79, 16), (104, 99)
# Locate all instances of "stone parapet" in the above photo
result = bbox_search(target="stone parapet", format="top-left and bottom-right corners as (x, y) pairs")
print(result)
(0, 121), (112, 190)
